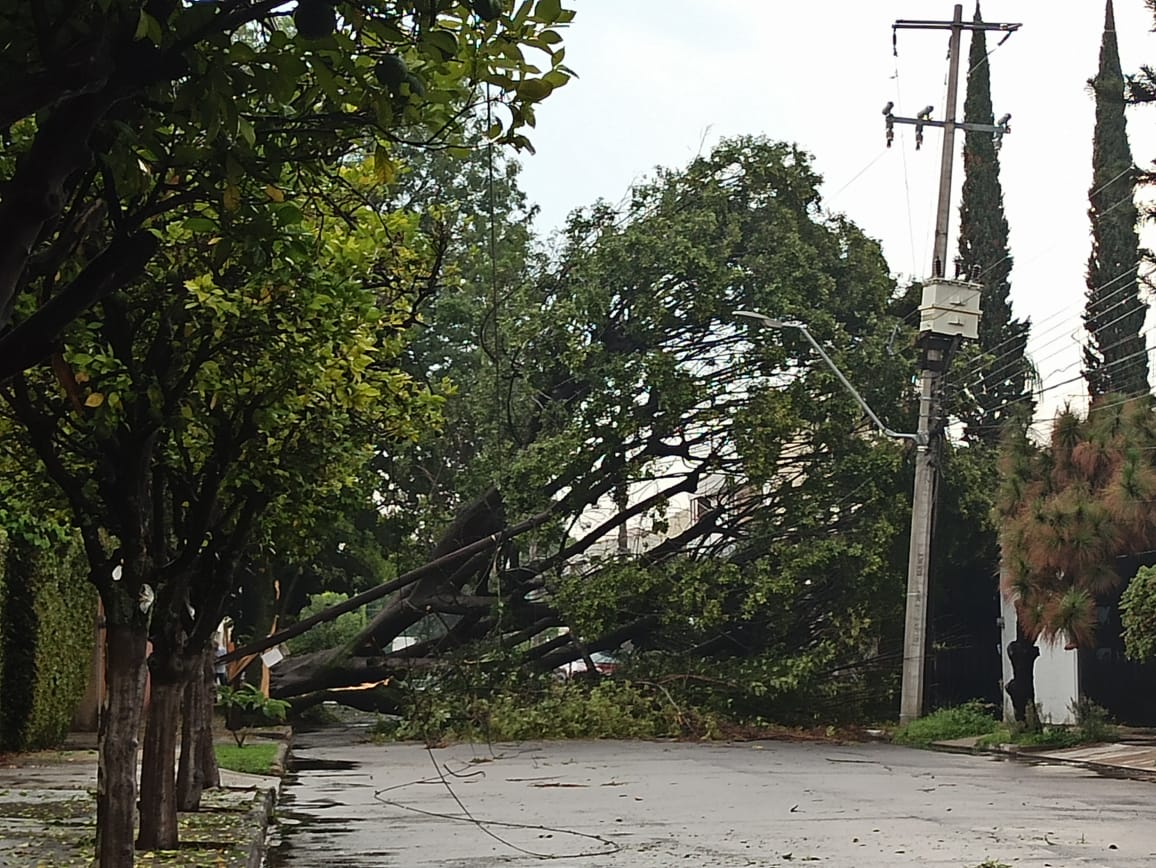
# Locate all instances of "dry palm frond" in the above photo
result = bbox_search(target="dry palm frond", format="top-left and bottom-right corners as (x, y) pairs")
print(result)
(995, 474), (1029, 519)
(1071, 437), (1118, 487)
(1121, 394), (1156, 443)
(1050, 407), (1083, 483)
(1078, 561), (1122, 596)
(1102, 453), (1156, 544)
(1041, 587), (1097, 649)
(999, 555), (1035, 602)
(1088, 393), (1127, 442)
(1016, 598), (1047, 641)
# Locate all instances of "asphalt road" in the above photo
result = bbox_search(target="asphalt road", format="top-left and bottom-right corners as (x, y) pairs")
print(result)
(265, 724), (1156, 868)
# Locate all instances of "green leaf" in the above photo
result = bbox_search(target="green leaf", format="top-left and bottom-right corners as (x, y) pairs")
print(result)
(535, 0), (562, 23)
(134, 10), (154, 41)
(238, 116), (256, 148)
(182, 217), (218, 233)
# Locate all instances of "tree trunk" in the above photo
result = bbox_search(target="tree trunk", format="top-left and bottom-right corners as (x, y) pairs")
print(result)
(176, 649), (218, 811)
(95, 622), (149, 868)
(137, 674), (184, 850)
(198, 652), (221, 791)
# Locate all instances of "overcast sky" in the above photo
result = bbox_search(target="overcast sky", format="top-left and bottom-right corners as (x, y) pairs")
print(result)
(515, 0), (1156, 431)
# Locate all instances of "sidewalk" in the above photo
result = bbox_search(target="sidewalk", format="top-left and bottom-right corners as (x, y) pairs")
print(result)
(932, 730), (1156, 778)
(0, 728), (289, 867)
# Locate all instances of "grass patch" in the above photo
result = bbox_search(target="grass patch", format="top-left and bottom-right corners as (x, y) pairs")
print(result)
(977, 725), (1082, 750)
(891, 701), (999, 746)
(214, 742), (279, 776)
(975, 700), (1117, 750)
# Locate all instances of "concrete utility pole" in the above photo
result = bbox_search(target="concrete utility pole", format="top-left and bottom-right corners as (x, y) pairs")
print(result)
(888, 5), (1019, 725)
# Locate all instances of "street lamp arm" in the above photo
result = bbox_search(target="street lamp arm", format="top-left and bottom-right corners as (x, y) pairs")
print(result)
(733, 310), (925, 446)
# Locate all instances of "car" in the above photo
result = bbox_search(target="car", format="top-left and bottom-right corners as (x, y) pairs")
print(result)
(555, 652), (619, 679)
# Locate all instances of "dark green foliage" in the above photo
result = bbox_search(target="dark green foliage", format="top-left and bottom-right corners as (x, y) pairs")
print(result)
(374, 55), (409, 91)
(293, 0), (337, 40)
(1083, 1), (1148, 399)
(1121, 564), (1156, 661)
(471, 0), (504, 22)
(957, 5), (1033, 444)
(0, 531), (6, 727)
(0, 533), (96, 751)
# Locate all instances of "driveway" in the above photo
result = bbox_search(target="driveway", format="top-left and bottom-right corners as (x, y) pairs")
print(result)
(266, 725), (1156, 867)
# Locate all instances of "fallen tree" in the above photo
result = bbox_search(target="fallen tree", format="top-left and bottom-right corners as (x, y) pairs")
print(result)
(239, 137), (923, 722)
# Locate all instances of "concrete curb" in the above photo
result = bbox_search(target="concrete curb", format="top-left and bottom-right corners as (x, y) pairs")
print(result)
(242, 785), (277, 868)
(270, 727), (293, 777)
(928, 738), (1156, 783)
(236, 727), (293, 868)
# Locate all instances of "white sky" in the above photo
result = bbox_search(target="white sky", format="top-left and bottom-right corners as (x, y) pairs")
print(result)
(515, 0), (1156, 433)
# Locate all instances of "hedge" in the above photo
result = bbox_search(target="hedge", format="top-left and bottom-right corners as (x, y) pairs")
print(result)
(0, 528), (6, 732)
(0, 532), (96, 751)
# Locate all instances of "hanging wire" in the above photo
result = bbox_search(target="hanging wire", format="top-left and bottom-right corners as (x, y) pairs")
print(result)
(892, 53), (920, 277)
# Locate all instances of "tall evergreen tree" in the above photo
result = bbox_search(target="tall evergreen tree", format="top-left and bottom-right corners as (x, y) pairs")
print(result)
(1083, 0), (1149, 399)
(957, 2), (1033, 445)
(1127, 1), (1156, 221)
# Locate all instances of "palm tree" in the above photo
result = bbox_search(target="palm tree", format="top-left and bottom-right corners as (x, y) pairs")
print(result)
(997, 395), (1156, 649)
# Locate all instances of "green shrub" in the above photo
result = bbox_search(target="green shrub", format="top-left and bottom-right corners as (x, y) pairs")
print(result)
(0, 533), (96, 751)
(975, 701), (1114, 750)
(1121, 565), (1156, 662)
(1072, 697), (1116, 743)
(891, 701), (999, 746)
(217, 683), (291, 746)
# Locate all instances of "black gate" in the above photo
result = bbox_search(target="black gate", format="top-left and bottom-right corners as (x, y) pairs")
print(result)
(1079, 553), (1156, 726)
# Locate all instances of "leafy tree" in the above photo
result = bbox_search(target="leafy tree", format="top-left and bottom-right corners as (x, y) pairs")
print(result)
(1, 167), (445, 858)
(265, 137), (919, 724)
(957, 2), (1032, 444)
(996, 395), (1156, 648)
(0, 0), (572, 380)
(1083, 0), (1148, 399)
(1, 3), (571, 861)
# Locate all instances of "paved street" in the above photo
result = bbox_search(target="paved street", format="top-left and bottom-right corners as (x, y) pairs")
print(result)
(266, 725), (1156, 868)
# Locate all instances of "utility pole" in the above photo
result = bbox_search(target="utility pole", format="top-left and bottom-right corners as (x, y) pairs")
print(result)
(886, 5), (1019, 725)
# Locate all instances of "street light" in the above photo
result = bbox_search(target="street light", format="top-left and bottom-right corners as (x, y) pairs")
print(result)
(733, 310), (923, 445)
(735, 309), (931, 724)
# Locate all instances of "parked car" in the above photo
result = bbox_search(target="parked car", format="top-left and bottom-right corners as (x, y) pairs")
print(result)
(555, 652), (619, 679)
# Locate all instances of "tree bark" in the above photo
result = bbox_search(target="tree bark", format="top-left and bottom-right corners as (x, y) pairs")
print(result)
(176, 649), (218, 810)
(197, 652), (221, 791)
(137, 674), (184, 850)
(270, 652), (442, 699)
(95, 622), (149, 868)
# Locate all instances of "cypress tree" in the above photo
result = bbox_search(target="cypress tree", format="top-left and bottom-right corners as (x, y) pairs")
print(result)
(1127, 2), (1155, 222)
(1083, 0), (1148, 399)
(957, 2), (1033, 445)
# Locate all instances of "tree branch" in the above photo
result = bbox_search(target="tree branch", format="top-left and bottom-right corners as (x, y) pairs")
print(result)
(0, 232), (158, 381)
